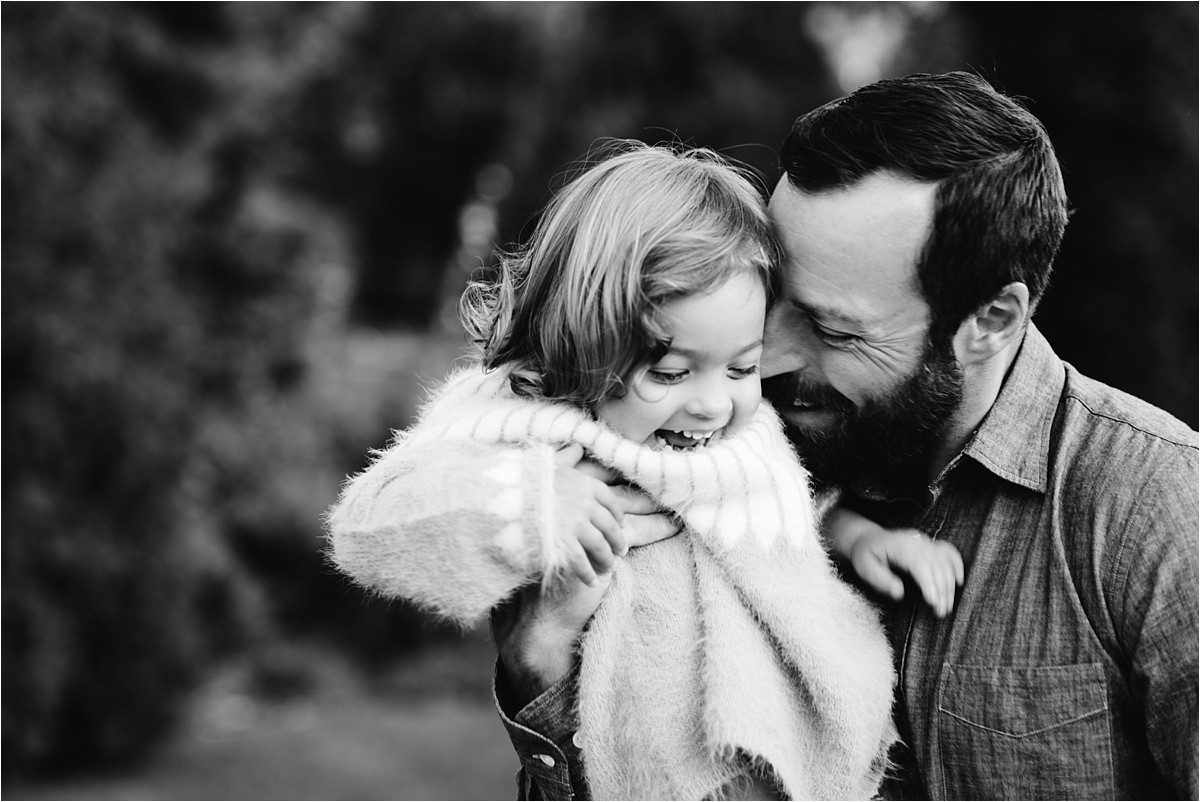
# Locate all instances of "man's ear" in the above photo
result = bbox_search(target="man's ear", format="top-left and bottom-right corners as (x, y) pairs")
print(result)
(955, 282), (1030, 364)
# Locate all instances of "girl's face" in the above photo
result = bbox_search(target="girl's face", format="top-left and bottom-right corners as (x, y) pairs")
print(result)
(595, 271), (766, 450)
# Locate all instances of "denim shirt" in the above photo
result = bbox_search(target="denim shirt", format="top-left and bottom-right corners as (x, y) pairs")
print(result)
(494, 661), (586, 800)
(858, 325), (1198, 800)
(494, 325), (1199, 800)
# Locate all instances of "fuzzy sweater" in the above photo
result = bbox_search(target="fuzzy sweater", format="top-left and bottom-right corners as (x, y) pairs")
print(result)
(327, 367), (896, 800)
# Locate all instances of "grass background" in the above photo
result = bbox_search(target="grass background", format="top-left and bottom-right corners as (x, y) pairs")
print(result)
(4, 630), (518, 801)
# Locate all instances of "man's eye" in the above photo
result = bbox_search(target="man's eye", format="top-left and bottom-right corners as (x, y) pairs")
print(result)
(815, 325), (857, 346)
(647, 369), (686, 385)
(729, 365), (759, 379)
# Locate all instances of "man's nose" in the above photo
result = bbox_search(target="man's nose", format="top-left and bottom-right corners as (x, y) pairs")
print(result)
(761, 307), (811, 378)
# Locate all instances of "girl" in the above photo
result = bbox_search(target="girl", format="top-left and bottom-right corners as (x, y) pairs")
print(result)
(327, 143), (899, 800)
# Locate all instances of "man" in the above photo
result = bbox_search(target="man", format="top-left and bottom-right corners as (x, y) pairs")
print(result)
(493, 72), (1199, 800)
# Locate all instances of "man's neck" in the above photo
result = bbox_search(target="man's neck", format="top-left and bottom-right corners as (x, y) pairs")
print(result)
(926, 335), (1024, 486)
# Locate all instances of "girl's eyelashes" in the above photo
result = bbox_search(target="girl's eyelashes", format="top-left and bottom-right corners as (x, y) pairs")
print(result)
(724, 362), (753, 379)
(646, 364), (759, 383)
(647, 369), (687, 385)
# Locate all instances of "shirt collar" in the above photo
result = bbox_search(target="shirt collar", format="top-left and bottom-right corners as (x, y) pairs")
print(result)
(961, 322), (1064, 493)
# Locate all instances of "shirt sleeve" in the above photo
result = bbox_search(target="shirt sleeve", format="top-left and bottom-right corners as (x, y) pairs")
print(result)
(1109, 445), (1199, 798)
(493, 660), (587, 800)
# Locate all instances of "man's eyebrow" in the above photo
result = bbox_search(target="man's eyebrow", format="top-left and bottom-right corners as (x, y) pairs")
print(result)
(667, 338), (764, 359)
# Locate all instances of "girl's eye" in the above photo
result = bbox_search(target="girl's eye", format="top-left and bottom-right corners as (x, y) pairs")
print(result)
(647, 369), (687, 385)
(729, 365), (759, 379)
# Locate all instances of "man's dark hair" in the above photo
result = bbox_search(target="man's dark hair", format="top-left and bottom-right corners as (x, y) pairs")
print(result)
(781, 71), (1069, 344)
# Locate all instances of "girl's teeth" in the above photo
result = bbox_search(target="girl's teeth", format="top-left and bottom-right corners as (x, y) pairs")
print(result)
(654, 429), (717, 452)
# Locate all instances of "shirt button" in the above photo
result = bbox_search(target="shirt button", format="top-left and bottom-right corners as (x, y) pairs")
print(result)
(535, 753), (556, 768)
(572, 731), (584, 748)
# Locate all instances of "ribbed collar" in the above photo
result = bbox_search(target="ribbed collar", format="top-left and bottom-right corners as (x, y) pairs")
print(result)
(960, 323), (1064, 493)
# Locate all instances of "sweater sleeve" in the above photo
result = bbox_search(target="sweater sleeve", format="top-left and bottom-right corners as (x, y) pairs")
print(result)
(325, 433), (565, 627)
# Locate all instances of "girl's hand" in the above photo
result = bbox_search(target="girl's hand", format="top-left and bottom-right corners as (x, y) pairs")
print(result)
(827, 505), (965, 618)
(493, 447), (682, 706)
(850, 528), (964, 617)
(570, 447), (681, 548)
(551, 444), (631, 586)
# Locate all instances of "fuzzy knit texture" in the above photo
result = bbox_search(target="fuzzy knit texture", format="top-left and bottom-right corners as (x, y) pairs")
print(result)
(327, 366), (897, 800)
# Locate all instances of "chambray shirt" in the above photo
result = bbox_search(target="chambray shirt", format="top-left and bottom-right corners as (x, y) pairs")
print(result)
(853, 325), (1198, 799)
(495, 662), (589, 800)
(494, 325), (1199, 800)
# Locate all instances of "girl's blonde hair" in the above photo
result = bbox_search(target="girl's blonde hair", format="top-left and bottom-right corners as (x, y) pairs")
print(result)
(460, 140), (782, 408)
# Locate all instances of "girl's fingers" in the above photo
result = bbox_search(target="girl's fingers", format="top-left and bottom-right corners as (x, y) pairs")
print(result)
(932, 539), (965, 585)
(856, 553), (906, 600)
(579, 511), (620, 572)
(610, 484), (659, 515)
(593, 483), (626, 527)
(624, 513), (681, 547)
(575, 457), (617, 484)
(911, 559), (952, 617)
(910, 562), (941, 609)
(553, 443), (586, 467)
(937, 554), (960, 616)
(567, 540), (600, 587)
(591, 486), (627, 557)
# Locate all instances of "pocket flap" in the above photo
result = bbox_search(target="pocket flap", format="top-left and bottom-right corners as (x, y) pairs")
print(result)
(937, 663), (1107, 738)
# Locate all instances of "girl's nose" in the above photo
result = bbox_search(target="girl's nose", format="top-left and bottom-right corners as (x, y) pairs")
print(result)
(685, 382), (733, 419)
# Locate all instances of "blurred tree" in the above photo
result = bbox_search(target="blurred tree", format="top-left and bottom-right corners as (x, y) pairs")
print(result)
(0, 2), (440, 773)
(484, 2), (836, 277)
(2, 3), (239, 769)
(279, 4), (533, 326)
(281, 2), (833, 328)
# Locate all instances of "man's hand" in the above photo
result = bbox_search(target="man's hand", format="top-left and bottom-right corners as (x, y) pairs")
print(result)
(827, 505), (964, 618)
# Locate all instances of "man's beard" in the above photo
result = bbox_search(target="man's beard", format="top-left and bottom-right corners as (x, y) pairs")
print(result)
(763, 339), (964, 497)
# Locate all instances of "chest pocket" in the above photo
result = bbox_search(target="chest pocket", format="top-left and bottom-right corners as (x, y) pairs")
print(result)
(935, 663), (1113, 800)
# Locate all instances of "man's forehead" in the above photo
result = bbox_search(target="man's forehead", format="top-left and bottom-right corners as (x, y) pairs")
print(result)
(767, 172), (937, 228)
(767, 174), (934, 324)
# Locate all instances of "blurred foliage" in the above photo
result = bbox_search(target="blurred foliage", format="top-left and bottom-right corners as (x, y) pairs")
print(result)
(0, 3), (438, 773)
(954, 2), (1199, 428)
(281, 2), (833, 325)
(1, 0), (1195, 779)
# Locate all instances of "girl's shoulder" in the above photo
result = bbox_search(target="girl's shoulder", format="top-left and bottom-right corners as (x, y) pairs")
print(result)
(417, 363), (519, 415)
(431, 362), (508, 397)
(411, 363), (596, 447)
